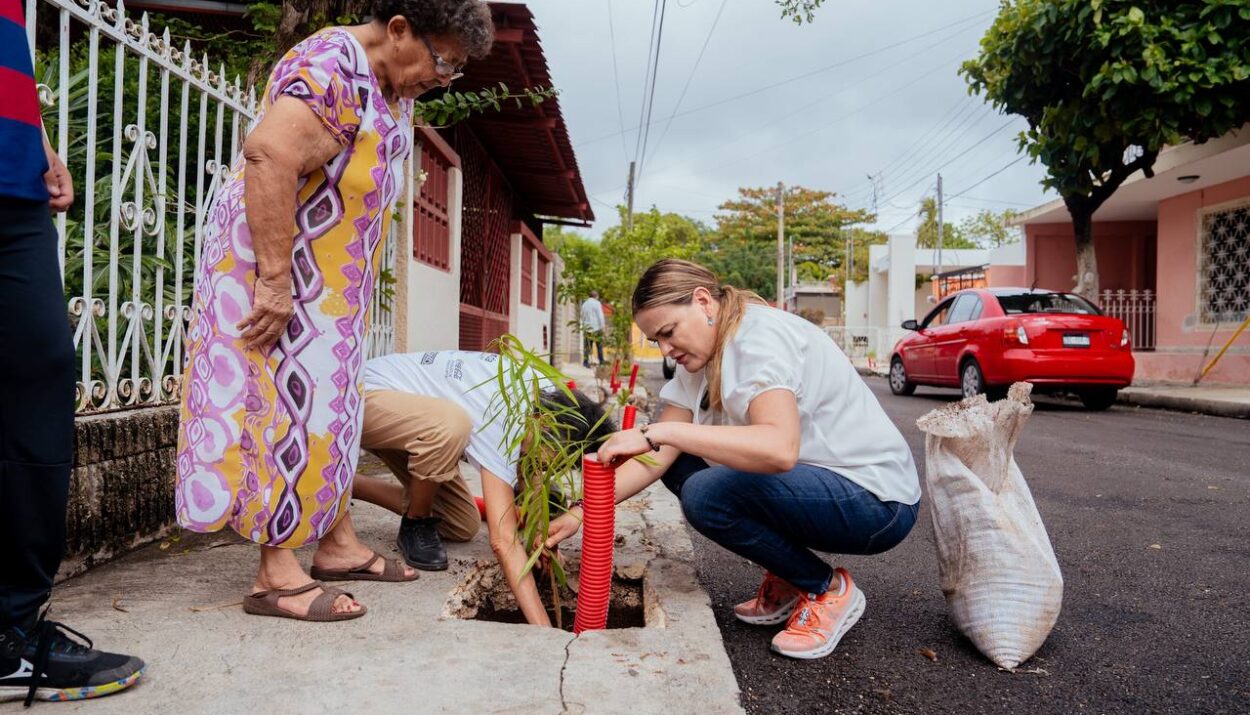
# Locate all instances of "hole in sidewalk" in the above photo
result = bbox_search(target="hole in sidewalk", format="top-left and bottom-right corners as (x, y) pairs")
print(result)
(445, 561), (646, 631)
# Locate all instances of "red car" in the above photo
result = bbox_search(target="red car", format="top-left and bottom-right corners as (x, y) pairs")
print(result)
(889, 288), (1135, 410)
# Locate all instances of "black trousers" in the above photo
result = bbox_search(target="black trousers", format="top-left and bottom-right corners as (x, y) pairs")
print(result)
(0, 198), (74, 630)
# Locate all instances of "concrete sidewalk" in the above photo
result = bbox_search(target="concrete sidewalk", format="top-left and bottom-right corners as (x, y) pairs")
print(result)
(9, 468), (741, 714)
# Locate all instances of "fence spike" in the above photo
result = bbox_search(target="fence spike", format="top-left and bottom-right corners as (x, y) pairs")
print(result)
(114, 0), (125, 27)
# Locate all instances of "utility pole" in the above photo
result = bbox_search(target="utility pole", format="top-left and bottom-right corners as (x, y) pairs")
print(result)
(936, 173), (944, 293)
(776, 181), (785, 310)
(625, 161), (636, 232)
(788, 234), (796, 311)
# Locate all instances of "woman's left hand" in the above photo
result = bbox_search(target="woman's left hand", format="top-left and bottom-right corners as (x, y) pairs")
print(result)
(237, 275), (294, 351)
(596, 428), (654, 466)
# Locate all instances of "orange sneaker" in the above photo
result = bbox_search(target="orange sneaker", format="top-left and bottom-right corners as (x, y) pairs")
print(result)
(770, 568), (866, 660)
(733, 572), (801, 625)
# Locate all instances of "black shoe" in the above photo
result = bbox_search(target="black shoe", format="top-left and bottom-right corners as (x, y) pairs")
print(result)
(397, 515), (448, 571)
(0, 617), (144, 706)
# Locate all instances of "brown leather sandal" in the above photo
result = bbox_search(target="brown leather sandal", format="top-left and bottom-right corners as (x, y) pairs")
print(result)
(310, 552), (418, 583)
(242, 581), (367, 622)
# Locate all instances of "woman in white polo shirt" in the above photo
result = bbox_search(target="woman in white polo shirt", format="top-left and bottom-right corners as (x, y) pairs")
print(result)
(546, 259), (921, 659)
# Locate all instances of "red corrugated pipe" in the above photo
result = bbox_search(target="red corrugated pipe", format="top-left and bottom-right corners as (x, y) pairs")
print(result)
(574, 455), (616, 633)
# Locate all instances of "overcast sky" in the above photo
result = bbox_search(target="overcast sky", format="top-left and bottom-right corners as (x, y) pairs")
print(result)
(516, 0), (1058, 237)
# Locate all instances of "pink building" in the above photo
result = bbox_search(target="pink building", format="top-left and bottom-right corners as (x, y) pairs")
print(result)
(1013, 127), (1250, 384)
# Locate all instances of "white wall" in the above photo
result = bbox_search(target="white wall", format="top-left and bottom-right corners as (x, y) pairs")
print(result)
(403, 166), (462, 352)
(867, 244), (889, 333)
(509, 232), (551, 354)
(843, 279), (869, 326)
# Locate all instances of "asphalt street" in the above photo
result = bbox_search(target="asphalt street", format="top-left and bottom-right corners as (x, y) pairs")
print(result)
(644, 372), (1250, 715)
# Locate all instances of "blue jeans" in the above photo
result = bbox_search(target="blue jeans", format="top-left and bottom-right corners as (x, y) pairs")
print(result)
(662, 454), (919, 594)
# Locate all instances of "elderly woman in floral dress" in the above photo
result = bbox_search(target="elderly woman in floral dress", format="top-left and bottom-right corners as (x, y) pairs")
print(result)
(175, 0), (494, 621)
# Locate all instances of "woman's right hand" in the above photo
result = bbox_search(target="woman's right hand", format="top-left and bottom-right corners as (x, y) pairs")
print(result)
(544, 507), (583, 550)
(237, 275), (294, 351)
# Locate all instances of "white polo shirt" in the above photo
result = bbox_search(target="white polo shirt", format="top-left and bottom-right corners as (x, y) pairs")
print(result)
(363, 350), (528, 487)
(659, 305), (921, 505)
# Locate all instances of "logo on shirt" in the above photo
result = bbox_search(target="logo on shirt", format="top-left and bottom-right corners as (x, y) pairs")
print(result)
(445, 359), (464, 381)
(420, 352), (437, 365)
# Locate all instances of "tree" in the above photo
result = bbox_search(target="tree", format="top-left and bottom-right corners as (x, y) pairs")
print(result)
(553, 207), (705, 359)
(777, 0), (826, 24)
(915, 196), (978, 251)
(962, 0), (1250, 299)
(714, 185), (873, 301)
(959, 209), (1020, 249)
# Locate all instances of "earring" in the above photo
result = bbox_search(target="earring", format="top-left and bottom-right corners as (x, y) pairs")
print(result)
(707, 316), (714, 326)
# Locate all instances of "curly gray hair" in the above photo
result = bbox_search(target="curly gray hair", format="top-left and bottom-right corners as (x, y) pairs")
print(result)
(371, 0), (494, 59)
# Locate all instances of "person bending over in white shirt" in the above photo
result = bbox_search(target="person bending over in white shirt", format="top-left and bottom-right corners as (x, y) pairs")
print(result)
(545, 260), (921, 659)
(353, 351), (614, 626)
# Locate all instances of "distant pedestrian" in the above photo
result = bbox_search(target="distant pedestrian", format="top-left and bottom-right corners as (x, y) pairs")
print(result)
(580, 290), (606, 367)
(0, 0), (145, 704)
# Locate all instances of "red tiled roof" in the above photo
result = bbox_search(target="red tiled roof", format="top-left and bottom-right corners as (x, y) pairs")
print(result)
(450, 2), (593, 224)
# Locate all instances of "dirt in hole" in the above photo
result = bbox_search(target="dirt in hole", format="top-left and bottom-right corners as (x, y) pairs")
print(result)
(445, 559), (646, 631)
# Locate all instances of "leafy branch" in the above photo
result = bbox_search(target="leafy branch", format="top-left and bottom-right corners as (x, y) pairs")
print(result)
(414, 83), (559, 127)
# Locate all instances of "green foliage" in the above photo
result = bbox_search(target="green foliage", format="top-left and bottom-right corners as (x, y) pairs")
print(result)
(415, 84), (559, 127)
(915, 197), (979, 251)
(961, 0), (1250, 296)
(553, 208), (705, 359)
(776, 0), (826, 24)
(711, 185), (873, 299)
(958, 209), (1020, 248)
(696, 234), (780, 297)
(484, 335), (630, 625)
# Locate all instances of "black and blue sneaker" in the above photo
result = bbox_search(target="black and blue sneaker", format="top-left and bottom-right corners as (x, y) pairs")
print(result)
(0, 616), (144, 706)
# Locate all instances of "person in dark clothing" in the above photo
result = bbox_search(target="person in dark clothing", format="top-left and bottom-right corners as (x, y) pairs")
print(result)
(0, 0), (145, 705)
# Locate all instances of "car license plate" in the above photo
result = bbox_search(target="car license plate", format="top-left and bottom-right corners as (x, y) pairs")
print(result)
(1062, 333), (1090, 348)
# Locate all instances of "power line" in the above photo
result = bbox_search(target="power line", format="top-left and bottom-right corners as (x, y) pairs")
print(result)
(644, 0), (728, 167)
(578, 9), (994, 147)
(635, 0), (670, 186)
(945, 156), (1028, 200)
(876, 103), (998, 202)
(632, 0), (662, 165)
(646, 25), (982, 186)
(875, 121), (1015, 209)
(640, 52), (969, 188)
(606, 0), (630, 162)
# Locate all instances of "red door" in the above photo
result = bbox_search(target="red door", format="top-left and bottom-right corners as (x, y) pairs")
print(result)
(452, 126), (512, 352)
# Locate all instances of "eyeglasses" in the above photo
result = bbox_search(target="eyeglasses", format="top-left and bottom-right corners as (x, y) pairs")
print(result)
(419, 35), (464, 82)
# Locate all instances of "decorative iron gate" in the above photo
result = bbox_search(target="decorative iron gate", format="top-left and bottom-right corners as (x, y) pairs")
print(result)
(452, 125), (512, 351)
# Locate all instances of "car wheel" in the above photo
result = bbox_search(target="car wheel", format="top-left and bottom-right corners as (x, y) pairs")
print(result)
(1079, 388), (1118, 411)
(662, 356), (676, 379)
(889, 357), (916, 396)
(960, 359), (987, 400)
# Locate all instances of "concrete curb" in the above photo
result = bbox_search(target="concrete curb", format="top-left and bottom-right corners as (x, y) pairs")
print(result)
(857, 367), (1249, 420)
(1117, 389), (1250, 419)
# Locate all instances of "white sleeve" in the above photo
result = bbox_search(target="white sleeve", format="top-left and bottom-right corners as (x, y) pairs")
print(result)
(659, 369), (698, 411)
(720, 319), (804, 418)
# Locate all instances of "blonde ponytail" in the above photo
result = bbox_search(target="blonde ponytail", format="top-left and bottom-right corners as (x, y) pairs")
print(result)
(632, 260), (766, 412)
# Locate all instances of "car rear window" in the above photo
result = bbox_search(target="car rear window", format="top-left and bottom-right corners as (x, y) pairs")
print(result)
(995, 292), (1102, 315)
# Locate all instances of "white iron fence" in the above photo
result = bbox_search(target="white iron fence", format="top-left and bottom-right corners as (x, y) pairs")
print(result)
(824, 326), (896, 370)
(31, 0), (396, 414)
(1098, 289), (1156, 351)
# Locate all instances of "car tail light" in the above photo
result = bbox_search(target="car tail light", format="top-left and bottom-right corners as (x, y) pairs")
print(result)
(1120, 329), (1131, 349)
(1003, 321), (1029, 346)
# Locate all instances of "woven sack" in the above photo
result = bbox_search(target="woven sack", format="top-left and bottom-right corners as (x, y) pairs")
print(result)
(915, 382), (1063, 669)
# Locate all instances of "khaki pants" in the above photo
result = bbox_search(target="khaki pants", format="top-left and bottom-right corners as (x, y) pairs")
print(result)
(361, 390), (480, 542)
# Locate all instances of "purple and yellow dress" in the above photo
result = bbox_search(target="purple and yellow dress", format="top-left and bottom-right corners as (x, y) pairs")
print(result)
(175, 28), (412, 547)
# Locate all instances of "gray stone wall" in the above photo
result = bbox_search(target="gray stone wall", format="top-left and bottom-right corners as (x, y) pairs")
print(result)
(59, 406), (179, 580)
